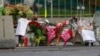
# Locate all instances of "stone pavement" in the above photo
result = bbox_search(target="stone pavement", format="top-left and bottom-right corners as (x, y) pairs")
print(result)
(0, 46), (100, 56)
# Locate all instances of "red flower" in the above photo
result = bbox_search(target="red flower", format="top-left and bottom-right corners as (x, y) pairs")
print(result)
(29, 21), (40, 27)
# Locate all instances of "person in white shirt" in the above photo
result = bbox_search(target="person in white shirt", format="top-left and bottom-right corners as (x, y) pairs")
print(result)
(16, 16), (31, 46)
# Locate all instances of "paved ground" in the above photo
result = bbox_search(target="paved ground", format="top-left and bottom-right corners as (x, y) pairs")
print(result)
(0, 46), (100, 56)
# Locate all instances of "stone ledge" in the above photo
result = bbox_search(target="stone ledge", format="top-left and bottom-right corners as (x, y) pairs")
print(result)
(0, 39), (16, 49)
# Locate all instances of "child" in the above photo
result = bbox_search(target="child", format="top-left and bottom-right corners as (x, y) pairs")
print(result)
(15, 16), (31, 46)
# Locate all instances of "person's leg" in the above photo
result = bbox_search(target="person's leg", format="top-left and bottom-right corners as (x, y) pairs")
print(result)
(18, 35), (22, 44)
(18, 35), (24, 46)
(84, 41), (94, 46)
(91, 42), (94, 46)
(84, 42), (89, 46)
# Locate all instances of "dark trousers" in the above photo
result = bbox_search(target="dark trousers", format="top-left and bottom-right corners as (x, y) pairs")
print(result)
(18, 35), (24, 44)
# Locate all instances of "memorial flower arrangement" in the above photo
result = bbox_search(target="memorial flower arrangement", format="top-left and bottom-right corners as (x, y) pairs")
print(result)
(29, 20), (47, 46)
(3, 3), (33, 20)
